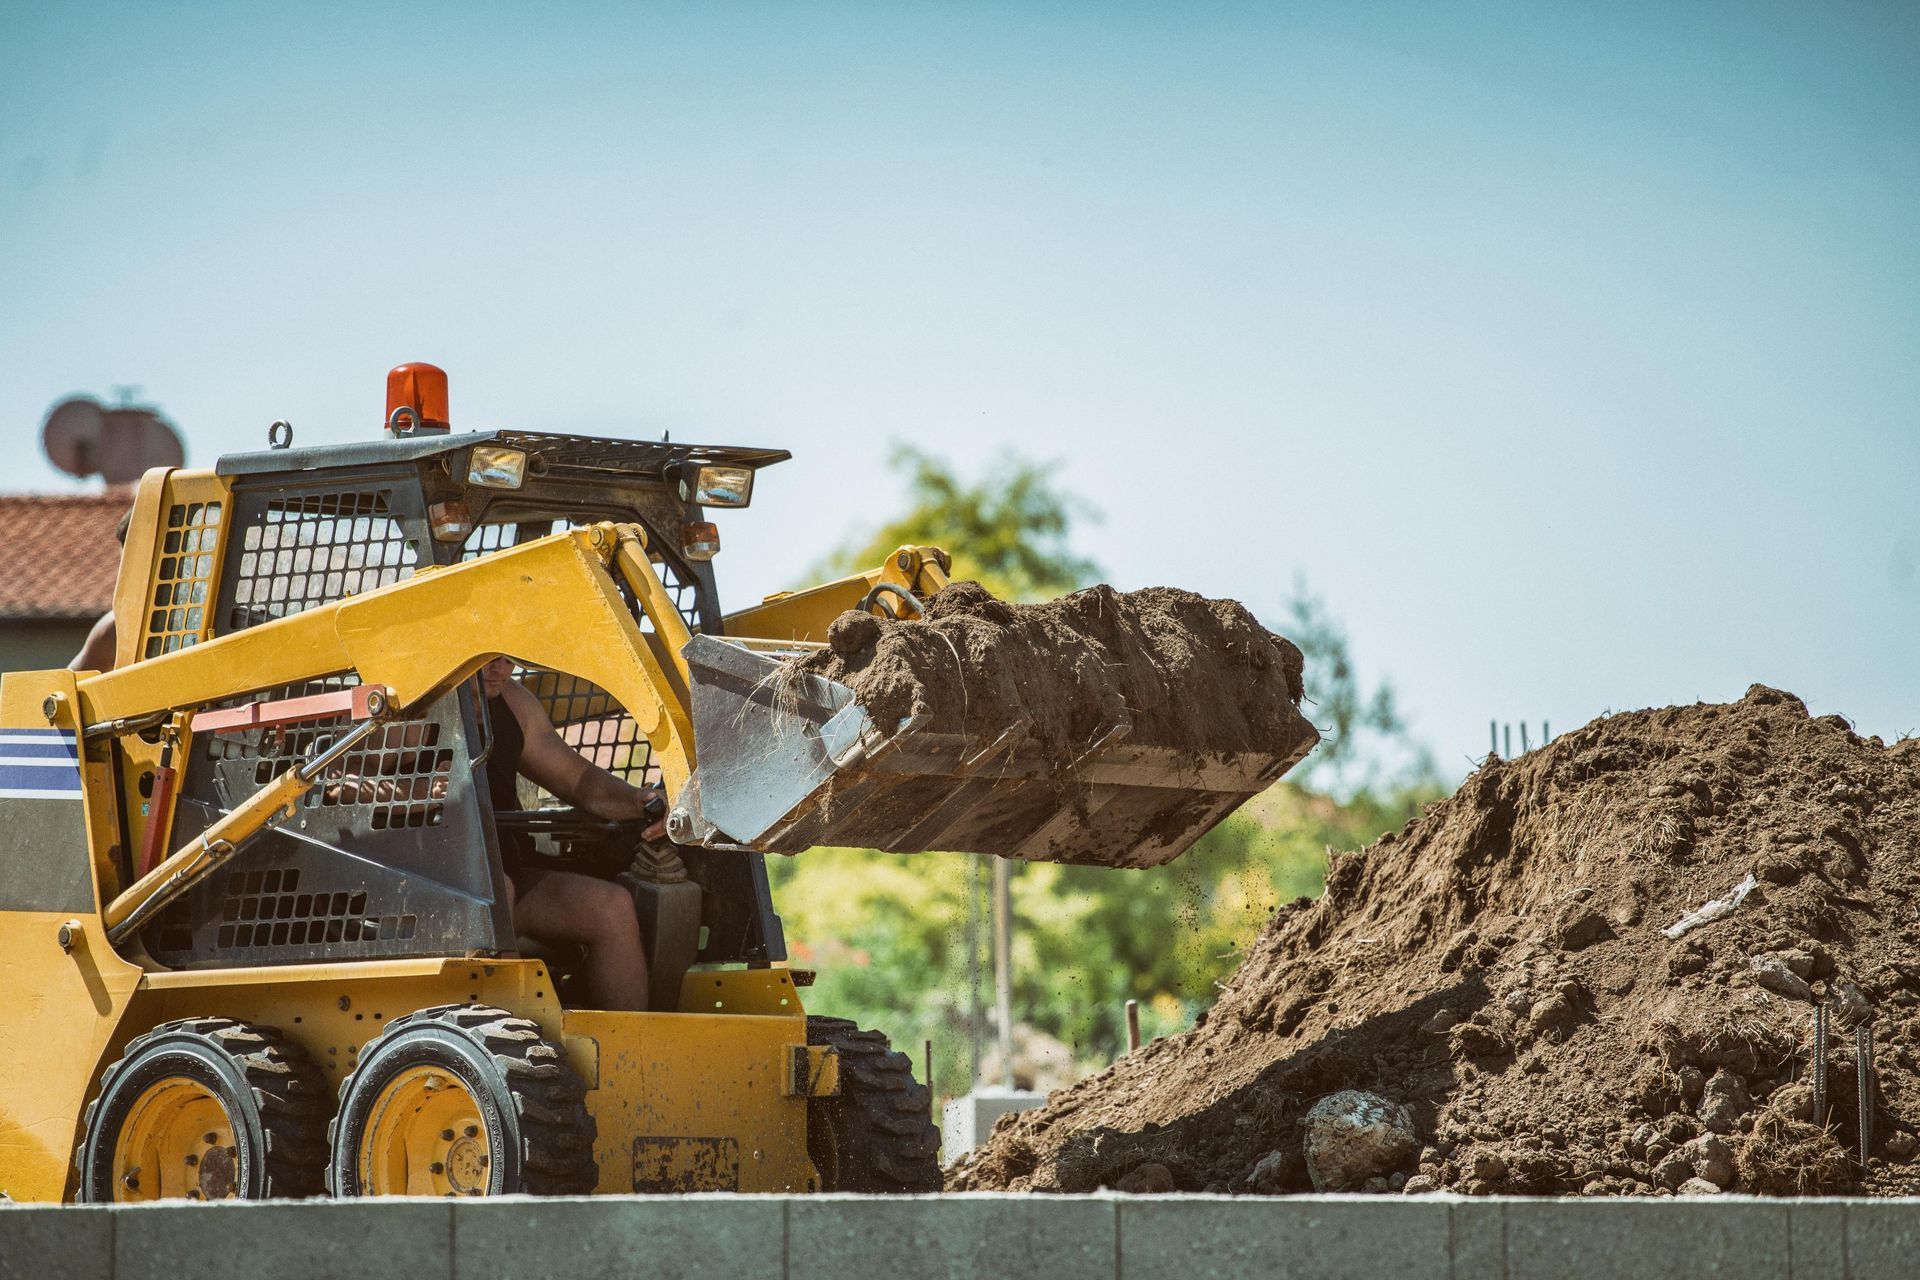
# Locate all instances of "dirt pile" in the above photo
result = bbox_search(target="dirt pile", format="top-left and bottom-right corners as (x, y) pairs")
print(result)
(781, 581), (1318, 867)
(949, 686), (1920, 1196)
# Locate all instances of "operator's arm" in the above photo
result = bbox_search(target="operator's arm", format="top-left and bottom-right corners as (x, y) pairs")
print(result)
(68, 612), (117, 672)
(499, 679), (667, 838)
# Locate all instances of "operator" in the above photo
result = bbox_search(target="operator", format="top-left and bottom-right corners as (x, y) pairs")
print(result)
(481, 656), (664, 1012)
(67, 509), (133, 673)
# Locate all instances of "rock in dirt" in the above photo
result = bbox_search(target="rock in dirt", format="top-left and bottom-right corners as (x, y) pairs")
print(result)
(1697, 1070), (1754, 1135)
(1829, 980), (1873, 1030)
(1750, 953), (1815, 1002)
(1682, 1135), (1735, 1188)
(1299, 1091), (1418, 1191)
(1652, 1153), (1692, 1190)
(1243, 1149), (1301, 1195)
(949, 686), (1920, 1198)
(1114, 1162), (1176, 1193)
(1678, 1177), (1724, 1196)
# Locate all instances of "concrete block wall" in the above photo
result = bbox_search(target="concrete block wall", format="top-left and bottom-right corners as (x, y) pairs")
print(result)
(3, 1194), (1918, 1280)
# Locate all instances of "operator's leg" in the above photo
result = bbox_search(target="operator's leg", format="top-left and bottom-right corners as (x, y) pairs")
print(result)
(512, 872), (650, 1011)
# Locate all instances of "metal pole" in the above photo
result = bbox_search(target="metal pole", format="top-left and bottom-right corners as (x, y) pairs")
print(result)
(1503, 724), (1511, 758)
(966, 854), (983, 1087)
(993, 855), (1014, 1089)
(1520, 723), (1530, 753)
(1489, 721), (1497, 758)
(1858, 1024), (1875, 1166)
(1126, 999), (1141, 1052)
(1812, 1004), (1829, 1127)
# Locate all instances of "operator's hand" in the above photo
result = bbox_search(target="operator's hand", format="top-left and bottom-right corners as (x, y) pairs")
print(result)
(622, 784), (669, 842)
(641, 786), (669, 842)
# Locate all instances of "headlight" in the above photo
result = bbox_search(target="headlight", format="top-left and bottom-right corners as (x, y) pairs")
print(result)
(467, 446), (527, 490)
(677, 464), (753, 508)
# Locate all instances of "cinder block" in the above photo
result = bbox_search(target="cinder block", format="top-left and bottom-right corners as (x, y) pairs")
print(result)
(790, 1192), (1115, 1280)
(1119, 1195), (1451, 1280)
(453, 1195), (784, 1280)
(1785, 1200), (1845, 1280)
(113, 1200), (453, 1280)
(0, 1205), (113, 1280)
(1448, 1197), (1506, 1278)
(1844, 1201), (1920, 1280)
(1503, 1199), (1789, 1280)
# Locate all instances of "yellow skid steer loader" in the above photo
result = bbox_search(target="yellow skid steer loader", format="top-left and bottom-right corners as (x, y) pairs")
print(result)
(0, 363), (1312, 1202)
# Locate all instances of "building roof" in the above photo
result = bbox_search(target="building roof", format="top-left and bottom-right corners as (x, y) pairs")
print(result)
(0, 492), (129, 621)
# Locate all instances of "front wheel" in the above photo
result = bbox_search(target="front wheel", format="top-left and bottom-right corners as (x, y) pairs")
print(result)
(326, 1004), (596, 1197)
(75, 1018), (329, 1202)
(806, 1016), (941, 1192)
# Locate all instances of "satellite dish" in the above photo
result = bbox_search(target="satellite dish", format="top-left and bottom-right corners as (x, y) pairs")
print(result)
(99, 408), (185, 483)
(42, 397), (105, 478)
(41, 396), (184, 484)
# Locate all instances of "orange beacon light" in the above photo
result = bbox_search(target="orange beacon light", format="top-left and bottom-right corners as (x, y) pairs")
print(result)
(385, 362), (450, 436)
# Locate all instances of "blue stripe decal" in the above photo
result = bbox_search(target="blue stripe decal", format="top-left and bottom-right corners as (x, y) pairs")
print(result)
(0, 743), (80, 759)
(0, 763), (82, 793)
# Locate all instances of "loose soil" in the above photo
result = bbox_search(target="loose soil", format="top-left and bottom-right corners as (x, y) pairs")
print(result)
(809, 580), (1310, 754)
(784, 581), (1318, 867)
(948, 686), (1920, 1196)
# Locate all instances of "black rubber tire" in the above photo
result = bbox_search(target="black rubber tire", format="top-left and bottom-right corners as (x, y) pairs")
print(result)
(75, 1018), (330, 1202)
(326, 1004), (596, 1197)
(806, 1016), (941, 1193)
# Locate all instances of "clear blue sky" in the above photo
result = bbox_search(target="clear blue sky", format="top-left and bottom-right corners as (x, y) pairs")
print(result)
(4, 1), (1915, 768)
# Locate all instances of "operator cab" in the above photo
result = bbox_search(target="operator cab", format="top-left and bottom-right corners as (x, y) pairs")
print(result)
(139, 367), (792, 1010)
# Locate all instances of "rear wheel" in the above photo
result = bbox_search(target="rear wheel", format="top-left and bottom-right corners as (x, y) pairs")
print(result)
(76, 1018), (329, 1202)
(806, 1016), (941, 1192)
(327, 1004), (596, 1197)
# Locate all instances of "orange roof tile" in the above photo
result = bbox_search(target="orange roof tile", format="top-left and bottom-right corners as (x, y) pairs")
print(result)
(0, 492), (131, 620)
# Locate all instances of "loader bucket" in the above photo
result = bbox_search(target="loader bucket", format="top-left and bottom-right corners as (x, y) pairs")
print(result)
(671, 634), (1317, 870)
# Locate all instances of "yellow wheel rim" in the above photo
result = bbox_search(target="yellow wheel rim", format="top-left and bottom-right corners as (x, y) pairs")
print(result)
(359, 1065), (494, 1196)
(114, 1078), (239, 1202)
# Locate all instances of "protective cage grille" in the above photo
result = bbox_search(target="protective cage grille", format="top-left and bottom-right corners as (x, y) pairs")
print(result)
(224, 489), (418, 632)
(149, 669), (503, 968)
(143, 500), (223, 658)
(211, 867), (417, 952)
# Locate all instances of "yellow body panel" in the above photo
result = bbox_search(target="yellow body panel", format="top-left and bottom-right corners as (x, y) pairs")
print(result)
(567, 999), (820, 1194)
(0, 673), (146, 1202)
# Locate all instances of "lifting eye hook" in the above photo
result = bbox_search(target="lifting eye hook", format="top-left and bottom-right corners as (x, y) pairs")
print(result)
(856, 582), (924, 621)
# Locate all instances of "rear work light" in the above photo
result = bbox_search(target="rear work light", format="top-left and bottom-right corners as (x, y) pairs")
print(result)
(681, 521), (721, 561)
(677, 464), (753, 508)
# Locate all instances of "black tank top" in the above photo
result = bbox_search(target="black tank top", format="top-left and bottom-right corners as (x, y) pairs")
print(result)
(485, 693), (532, 870)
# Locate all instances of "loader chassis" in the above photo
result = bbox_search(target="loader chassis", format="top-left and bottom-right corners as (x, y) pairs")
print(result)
(0, 428), (930, 1202)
